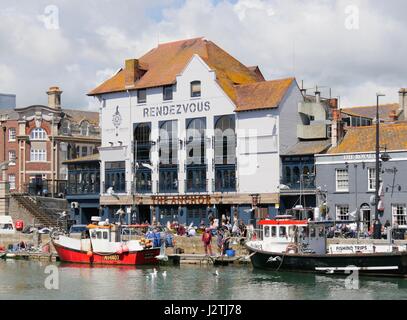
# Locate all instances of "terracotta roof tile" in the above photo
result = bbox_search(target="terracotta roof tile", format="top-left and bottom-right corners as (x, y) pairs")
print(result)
(328, 122), (407, 154)
(235, 78), (295, 112)
(63, 153), (100, 164)
(341, 103), (399, 121)
(88, 37), (260, 104)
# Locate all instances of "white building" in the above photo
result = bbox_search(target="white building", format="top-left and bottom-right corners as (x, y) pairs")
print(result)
(89, 37), (303, 226)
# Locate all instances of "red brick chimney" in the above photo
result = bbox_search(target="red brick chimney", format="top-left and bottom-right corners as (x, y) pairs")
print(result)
(124, 59), (147, 88)
(331, 108), (342, 148)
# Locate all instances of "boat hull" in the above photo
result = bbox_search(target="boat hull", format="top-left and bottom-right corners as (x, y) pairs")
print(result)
(53, 242), (160, 266)
(246, 245), (407, 277)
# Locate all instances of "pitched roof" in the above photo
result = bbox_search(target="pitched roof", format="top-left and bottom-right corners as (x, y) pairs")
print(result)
(63, 153), (100, 164)
(63, 109), (99, 126)
(341, 103), (399, 121)
(328, 122), (407, 154)
(0, 108), (18, 120)
(88, 37), (261, 104)
(283, 139), (331, 156)
(234, 78), (295, 112)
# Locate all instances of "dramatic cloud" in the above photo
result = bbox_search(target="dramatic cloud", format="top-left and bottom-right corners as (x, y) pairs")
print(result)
(0, 0), (406, 109)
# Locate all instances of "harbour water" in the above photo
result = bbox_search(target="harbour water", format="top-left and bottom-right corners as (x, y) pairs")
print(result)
(1, 260), (407, 300)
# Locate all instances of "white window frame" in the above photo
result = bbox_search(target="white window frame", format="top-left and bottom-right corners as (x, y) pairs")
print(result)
(368, 168), (376, 192)
(8, 150), (16, 166)
(336, 169), (349, 192)
(30, 128), (47, 141)
(8, 174), (15, 190)
(336, 205), (350, 221)
(8, 128), (16, 142)
(392, 204), (407, 227)
(30, 149), (47, 162)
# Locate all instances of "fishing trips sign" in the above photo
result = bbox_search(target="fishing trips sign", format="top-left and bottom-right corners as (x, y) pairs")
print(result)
(143, 101), (211, 118)
(151, 195), (212, 206)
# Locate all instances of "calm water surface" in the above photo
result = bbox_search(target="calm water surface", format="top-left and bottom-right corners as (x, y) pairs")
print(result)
(1, 260), (407, 300)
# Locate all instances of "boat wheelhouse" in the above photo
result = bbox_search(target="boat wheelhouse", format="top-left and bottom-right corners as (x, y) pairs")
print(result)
(52, 219), (160, 265)
(246, 215), (407, 277)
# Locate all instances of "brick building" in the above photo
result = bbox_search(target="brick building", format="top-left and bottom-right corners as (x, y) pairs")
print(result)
(0, 86), (100, 196)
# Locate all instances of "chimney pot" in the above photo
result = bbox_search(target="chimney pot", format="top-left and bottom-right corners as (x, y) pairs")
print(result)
(399, 88), (407, 120)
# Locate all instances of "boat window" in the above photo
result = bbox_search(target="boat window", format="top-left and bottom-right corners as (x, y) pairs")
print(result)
(318, 227), (324, 237)
(91, 231), (96, 239)
(288, 226), (295, 239)
(310, 227), (316, 238)
(103, 231), (108, 240)
(279, 226), (287, 238)
(96, 231), (102, 239)
(264, 226), (270, 238)
(271, 226), (277, 238)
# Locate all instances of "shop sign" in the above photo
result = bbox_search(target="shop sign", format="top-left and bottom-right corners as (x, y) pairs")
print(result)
(151, 195), (212, 206)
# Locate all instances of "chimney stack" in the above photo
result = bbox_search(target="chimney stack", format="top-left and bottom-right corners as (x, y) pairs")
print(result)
(389, 110), (398, 122)
(331, 108), (341, 148)
(125, 59), (146, 88)
(315, 91), (321, 103)
(47, 86), (62, 109)
(399, 88), (407, 120)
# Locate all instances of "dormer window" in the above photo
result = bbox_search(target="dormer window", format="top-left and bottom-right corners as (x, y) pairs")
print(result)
(80, 121), (89, 136)
(138, 89), (147, 104)
(191, 81), (201, 98)
(163, 85), (173, 101)
(61, 119), (71, 135)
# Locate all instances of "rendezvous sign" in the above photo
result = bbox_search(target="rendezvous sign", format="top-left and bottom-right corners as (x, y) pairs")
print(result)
(143, 100), (211, 118)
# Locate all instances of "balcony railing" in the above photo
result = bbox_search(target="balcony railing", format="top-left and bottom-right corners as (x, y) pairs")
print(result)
(185, 179), (207, 193)
(67, 183), (100, 195)
(214, 165), (236, 192)
(281, 175), (316, 191)
(103, 181), (127, 194)
(133, 180), (152, 194)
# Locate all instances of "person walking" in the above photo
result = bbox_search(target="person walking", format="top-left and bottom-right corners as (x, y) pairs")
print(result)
(202, 228), (213, 256)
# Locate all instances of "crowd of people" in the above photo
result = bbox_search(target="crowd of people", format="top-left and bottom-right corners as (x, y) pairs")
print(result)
(146, 210), (248, 256)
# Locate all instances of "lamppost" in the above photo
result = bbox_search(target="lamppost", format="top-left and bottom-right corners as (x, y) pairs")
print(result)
(373, 93), (390, 239)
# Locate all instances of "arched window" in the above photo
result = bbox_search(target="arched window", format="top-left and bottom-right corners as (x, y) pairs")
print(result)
(80, 121), (89, 136)
(159, 120), (178, 165)
(293, 167), (300, 183)
(135, 123), (151, 163)
(30, 128), (47, 141)
(186, 118), (206, 165)
(285, 167), (292, 184)
(190, 81), (201, 98)
(214, 115), (236, 165)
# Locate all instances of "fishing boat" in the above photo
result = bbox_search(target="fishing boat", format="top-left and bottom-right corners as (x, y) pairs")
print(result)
(51, 220), (160, 266)
(246, 215), (407, 277)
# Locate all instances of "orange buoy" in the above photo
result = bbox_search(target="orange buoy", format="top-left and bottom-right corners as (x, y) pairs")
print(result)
(87, 251), (93, 257)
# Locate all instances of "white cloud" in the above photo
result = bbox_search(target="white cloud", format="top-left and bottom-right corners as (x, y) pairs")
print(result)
(0, 0), (406, 109)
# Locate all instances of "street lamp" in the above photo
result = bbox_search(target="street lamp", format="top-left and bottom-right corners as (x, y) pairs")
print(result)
(373, 93), (386, 239)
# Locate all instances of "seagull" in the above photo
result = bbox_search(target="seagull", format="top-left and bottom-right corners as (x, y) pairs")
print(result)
(213, 270), (219, 277)
(150, 268), (158, 278)
(162, 271), (167, 278)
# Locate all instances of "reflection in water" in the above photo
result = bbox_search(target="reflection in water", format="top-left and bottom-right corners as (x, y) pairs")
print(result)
(0, 260), (406, 300)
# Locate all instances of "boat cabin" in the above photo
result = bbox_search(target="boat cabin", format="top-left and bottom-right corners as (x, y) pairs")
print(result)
(258, 216), (334, 254)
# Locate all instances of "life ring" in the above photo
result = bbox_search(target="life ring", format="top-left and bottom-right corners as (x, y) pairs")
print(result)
(285, 244), (298, 254)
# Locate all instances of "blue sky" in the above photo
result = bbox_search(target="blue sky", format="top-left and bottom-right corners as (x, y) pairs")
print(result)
(0, 0), (406, 110)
